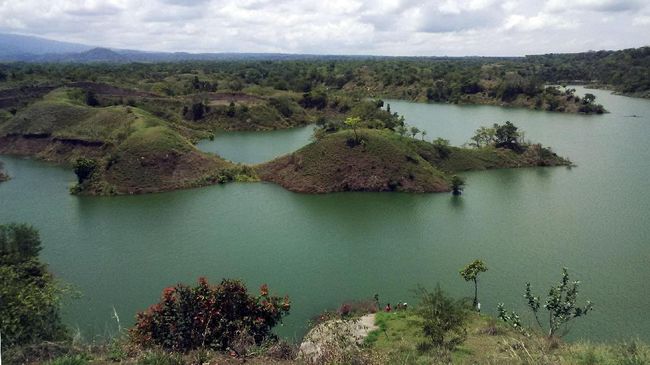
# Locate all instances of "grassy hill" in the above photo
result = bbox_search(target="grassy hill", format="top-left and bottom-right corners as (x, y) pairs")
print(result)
(0, 87), (245, 195)
(257, 129), (570, 194)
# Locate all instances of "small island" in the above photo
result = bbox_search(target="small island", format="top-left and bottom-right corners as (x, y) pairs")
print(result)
(257, 118), (570, 194)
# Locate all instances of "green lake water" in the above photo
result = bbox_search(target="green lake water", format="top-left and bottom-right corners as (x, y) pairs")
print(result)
(1, 86), (649, 342)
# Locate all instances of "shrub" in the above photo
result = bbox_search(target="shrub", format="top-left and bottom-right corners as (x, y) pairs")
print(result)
(72, 158), (98, 184)
(131, 278), (290, 352)
(415, 285), (470, 351)
(498, 267), (593, 338)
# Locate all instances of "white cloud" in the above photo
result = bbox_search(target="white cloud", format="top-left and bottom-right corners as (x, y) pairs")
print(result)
(0, 0), (648, 56)
(545, 0), (643, 13)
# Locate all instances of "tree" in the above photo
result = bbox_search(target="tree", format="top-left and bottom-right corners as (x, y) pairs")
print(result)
(450, 175), (465, 195)
(190, 102), (206, 121)
(583, 93), (596, 104)
(73, 158), (97, 184)
(226, 101), (236, 117)
(470, 126), (496, 148)
(494, 121), (521, 150)
(410, 126), (420, 139)
(459, 259), (488, 309)
(421, 130), (427, 141)
(416, 285), (469, 351)
(433, 137), (451, 159)
(498, 268), (593, 338)
(344, 116), (362, 144)
(0, 224), (68, 351)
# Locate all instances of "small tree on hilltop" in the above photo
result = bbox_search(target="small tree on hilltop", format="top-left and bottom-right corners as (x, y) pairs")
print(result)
(459, 259), (487, 309)
(498, 268), (593, 338)
(494, 121), (521, 150)
(470, 126), (496, 148)
(344, 116), (362, 145)
(410, 126), (420, 139)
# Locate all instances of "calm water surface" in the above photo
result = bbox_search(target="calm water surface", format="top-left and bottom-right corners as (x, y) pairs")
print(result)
(1, 86), (649, 342)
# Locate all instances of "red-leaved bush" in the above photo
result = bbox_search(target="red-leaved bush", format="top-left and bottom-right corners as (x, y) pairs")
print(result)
(131, 278), (290, 352)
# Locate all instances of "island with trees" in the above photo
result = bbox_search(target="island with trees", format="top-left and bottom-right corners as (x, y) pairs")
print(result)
(257, 114), (570, 194)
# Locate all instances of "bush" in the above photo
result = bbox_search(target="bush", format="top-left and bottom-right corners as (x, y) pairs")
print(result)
(72, 158), (98, 184)
(131, 278), (290, 352)
(415, 285), (470, 351)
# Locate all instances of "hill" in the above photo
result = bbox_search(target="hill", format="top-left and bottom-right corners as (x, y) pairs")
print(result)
(257, 129), (570, 194)
(0, 33), (92, 58)
(0, 87), (244, 195)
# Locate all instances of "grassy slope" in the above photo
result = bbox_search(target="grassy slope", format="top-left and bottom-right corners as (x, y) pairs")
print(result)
(0, 87), (238, 195)
(89, 126), (235, 195)
(257, 129), (451, 193)
(367, 311), (650, 365)
(257, 129), (570, 194)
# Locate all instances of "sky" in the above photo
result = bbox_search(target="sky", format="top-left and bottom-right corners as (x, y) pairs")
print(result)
(0, 0), (649, 56)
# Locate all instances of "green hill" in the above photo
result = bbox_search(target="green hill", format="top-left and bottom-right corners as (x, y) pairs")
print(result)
(0, 87), (241, 195)
(257, 129), (570, 194)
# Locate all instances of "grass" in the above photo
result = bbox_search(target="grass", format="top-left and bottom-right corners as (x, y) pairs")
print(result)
(365, 311), (650, 365)
(257, 129), (451, 193)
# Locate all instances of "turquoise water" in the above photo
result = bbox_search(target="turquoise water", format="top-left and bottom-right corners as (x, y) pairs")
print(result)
(1, 86), (649, 342)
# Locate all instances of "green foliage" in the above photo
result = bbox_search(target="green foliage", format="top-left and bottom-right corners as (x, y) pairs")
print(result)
(450, 175), (465, 196)
(344, 116), (362, 144)
(0, 223), (42, 264)
(459, 259), (487, 307)
(470, 126), (496, 148)
(499, 268), (593, 338)
(432, 137), (451, 159)
(415, 285), (470, 351)
(72, 157), (98, 184)
(494, 121), (521, 150)
(0, 224), (68, 351)
(131, 278), (291, 352)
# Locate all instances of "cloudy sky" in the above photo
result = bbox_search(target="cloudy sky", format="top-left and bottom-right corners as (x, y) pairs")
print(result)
(0, 0), (649, 56)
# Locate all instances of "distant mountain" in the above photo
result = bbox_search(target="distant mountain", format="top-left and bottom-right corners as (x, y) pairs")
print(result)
(64, 48), (128, 63)
(0, 32), (515, 63)
(0, 33), (93, 57)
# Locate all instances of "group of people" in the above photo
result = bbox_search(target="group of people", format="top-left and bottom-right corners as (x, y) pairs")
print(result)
(374, 294), (408, 313)
(383, 302), (408, 312)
